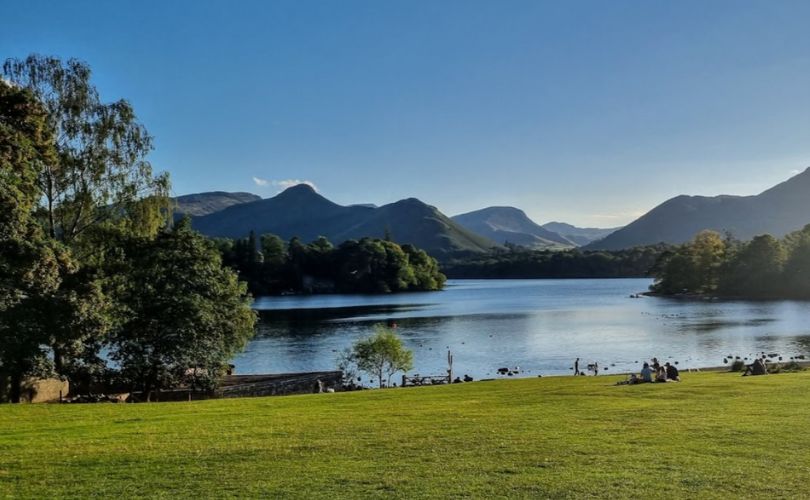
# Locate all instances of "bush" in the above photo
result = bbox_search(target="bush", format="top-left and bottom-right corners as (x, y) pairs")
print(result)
(730, 360), (746, 372)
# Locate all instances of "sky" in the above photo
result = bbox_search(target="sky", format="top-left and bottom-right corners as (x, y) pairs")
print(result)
(3, 0), (810, 227)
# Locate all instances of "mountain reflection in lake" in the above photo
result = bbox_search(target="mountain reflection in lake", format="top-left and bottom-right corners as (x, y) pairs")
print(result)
(233, 279), (810, 380)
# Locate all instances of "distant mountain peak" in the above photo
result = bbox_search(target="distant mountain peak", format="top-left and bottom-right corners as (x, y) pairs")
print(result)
(189, 188), (497, 257)
(452, 206), (574, 248)
(586, 168), (810, 250)
(279, 183), (317, 195)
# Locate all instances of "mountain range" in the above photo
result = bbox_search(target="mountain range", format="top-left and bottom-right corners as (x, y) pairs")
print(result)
(184, 185), (498, 257)
(175, 167), (810, 256)
(586, 167), (810, 250)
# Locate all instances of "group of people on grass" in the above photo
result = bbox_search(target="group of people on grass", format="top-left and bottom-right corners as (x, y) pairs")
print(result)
(743, 357), (768, 376)
(618, 357), (680, 385)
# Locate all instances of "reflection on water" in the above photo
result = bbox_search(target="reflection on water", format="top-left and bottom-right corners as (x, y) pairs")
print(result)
(233, 279), (810, 379)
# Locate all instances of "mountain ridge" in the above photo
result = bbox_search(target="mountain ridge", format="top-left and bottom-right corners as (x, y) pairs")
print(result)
(173, 191), (261, 217)
(189, 185), (499, 257)
(452, 207), (575, 248)
(586, 168), (810, 250)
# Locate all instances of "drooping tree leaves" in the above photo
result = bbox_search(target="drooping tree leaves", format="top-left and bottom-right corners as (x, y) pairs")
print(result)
(2, 55), (170, 243)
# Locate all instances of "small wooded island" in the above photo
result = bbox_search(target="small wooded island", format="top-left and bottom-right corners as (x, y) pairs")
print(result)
(215, 233), (446, 294)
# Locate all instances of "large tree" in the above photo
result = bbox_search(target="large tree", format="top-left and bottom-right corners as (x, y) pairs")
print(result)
(2, 55), (173, 381)
(0, 80), (68, 402)
(109, 219), (256, 401)
(2, 55), (170, 244)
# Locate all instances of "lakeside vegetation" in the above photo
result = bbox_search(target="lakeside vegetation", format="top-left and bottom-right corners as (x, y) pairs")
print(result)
(0, 54), (446, 403)
(651, 226), (810, 299)
(441, 244), (667, 279)
(215, 232), (446, 294)
(2, 371), (810, 497)
(0, 55), (255, 402)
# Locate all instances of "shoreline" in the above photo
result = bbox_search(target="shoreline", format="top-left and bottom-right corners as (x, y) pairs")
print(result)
(476, 359), (810, 382)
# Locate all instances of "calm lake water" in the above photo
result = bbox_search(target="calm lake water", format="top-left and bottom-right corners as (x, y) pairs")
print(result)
(233, 279), (810, 380)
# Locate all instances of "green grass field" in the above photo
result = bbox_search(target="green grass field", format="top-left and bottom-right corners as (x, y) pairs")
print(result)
(2, 371), (809, 498)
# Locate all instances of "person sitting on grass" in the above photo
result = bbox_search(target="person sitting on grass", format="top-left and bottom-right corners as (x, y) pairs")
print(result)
(664, 362), (680, 381)
(640, 362), (653, 383)
(743, 357), (768, 376)
(655, 365), (668, 382)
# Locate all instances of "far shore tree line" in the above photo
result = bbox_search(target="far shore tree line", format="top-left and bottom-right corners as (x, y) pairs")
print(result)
(441, 244), (668, 279)
(650, 227), (810, 299)
(214, 232), (446, 295)
(1, 55), (255, 403)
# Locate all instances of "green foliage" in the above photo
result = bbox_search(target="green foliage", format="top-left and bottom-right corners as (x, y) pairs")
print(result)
(0, 81), (55, 239)
(219, 234), (446, 294)
(0, 237), (70, 402)
(730, 360), (746, 372)
(344, 325), (414, 388)
(2, 56), (258, 402)
(442, 245), (667, 279)
(108, 219), (256, 399)
(652, 225), (810, 299)
(0, 80), (70, 402)
(2, 55), (171, 244)
(783, 225), (810, 298)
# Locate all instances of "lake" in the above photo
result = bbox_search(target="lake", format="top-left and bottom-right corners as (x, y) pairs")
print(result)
(233, 279), (810, 380)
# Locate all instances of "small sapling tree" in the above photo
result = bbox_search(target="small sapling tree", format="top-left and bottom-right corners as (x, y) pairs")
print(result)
(348, 325), (413, 388)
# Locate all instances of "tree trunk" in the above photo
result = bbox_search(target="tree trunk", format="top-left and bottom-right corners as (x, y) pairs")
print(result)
(10, 372), (22, 404)
(46, 169), (56, 239)
(53, 347), (64, 374)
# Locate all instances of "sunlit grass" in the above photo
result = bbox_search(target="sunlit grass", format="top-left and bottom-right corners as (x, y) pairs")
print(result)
(2, 371), (809, 498)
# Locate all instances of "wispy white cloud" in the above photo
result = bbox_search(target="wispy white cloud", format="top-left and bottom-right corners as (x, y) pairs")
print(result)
(274, 179), (318, 192)
(251, 177), (318, 192)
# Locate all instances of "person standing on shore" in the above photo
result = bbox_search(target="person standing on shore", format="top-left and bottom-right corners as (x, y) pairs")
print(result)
(593, 362), (599, 376)
(574, 358), (580, 376)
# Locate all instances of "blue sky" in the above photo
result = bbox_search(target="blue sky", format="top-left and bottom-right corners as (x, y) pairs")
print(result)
(4, 0), (810, 227)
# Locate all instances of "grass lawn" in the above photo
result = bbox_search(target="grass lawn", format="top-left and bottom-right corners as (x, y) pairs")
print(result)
(1, 371), (809, 498)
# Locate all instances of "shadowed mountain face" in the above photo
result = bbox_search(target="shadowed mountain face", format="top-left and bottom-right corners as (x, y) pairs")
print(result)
(452, 207), (574, 248)
(173, 191), (261, 217)
(541, 222), (621, 246)
(189, 184), (499, 257)
(586, 168), (810, 250)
